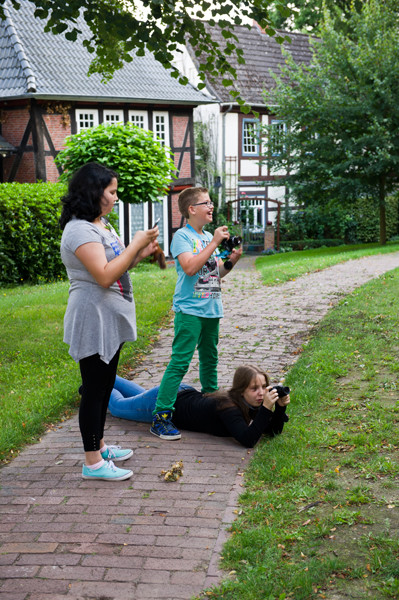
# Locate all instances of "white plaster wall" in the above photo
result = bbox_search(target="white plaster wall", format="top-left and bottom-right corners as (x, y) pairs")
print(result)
(268, 186), (286, 201)
(224, 112), (238, 157)
(240, 159), (259, 177)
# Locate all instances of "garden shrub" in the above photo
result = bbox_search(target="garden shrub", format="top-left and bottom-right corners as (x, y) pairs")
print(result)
(55, 122), (176, 203)
(0, 183), (66, 285)
(354, 194), (399, 242)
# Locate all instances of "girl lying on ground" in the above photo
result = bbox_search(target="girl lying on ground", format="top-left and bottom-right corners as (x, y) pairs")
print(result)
(109, 365), (290, 448)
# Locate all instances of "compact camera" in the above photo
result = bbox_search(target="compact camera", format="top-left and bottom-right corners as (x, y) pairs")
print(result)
(272, 385), (290, 398)
(220, 235), (242, 254)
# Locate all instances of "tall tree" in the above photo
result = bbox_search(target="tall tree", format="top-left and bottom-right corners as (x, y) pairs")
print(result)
(268, 0), (366, 34)
(0, 0), (291, 111)
(263, 0), (399, 244)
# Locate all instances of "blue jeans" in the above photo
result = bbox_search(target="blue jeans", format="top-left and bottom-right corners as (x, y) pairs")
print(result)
(109, 375), (193, 422)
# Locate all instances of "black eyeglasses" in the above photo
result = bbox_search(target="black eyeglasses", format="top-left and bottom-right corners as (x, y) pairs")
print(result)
(192, 201), (214, 207)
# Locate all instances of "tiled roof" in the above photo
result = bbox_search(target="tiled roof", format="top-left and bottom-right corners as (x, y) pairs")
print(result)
(0, 0), (211, 105)
(189, 22), (315, 105)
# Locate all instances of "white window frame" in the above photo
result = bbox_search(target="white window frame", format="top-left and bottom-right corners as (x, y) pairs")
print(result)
(270, 119), (287, 157)
(242, 118), (260, 156)
(128, 110), (149, 129)
(152, 111), (169, 147)
(103, 109), (124, 125)
(75, 109), (99, 132)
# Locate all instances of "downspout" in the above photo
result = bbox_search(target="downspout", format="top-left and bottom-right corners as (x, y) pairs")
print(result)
(221, 103), (233, 210)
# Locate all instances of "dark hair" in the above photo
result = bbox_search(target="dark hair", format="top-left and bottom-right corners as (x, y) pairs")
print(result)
(59, 162), (118, 230)
(178, 186), (209, 219)
(208, 365), (270, 423)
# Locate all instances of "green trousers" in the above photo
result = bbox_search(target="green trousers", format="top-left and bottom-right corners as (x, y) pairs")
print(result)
(154, 312), (220, 414)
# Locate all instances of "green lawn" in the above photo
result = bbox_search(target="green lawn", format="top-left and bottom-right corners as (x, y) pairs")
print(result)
(0, 263), (176, 462)
(198, 265), (399, 599)
(1, 242), (399, 598)
(256, 241), (399, 285)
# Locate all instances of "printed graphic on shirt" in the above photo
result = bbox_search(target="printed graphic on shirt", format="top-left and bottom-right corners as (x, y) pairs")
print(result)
(192, 237), (221, 299)
(107, 230), (132, 303)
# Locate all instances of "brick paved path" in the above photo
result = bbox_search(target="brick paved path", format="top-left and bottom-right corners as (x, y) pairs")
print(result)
(1, 252), (399, 600)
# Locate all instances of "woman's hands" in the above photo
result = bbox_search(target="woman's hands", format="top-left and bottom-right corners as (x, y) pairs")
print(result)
(262, 386), (279, 410)
(277, 393), (290, 408)
(263, 386), (291, 410)
(127, 225), (159, 267)
(75, 225), (159, 287)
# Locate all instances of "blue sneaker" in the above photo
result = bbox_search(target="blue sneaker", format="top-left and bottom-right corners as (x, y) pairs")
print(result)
(82, 460), (133, 481)
(101, 445), (133, 462)
(150, 411), (181, 440)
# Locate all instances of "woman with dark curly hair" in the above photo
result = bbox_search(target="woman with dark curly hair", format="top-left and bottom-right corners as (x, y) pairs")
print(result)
(108, 365), (290, 448)
(60, 162), (159, 481)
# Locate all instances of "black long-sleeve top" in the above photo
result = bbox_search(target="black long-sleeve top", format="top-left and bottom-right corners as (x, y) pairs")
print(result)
(172, 388), (288, 448)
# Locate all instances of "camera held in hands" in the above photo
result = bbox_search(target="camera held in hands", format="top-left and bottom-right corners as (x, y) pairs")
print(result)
(220, 235), (242, 254)
(272, 385), (290, 398)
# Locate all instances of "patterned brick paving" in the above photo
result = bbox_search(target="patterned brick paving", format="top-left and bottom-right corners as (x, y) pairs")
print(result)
(1, 252), (399, 599)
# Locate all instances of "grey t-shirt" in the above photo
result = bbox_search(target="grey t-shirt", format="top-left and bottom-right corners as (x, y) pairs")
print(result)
(60, 218), (137, 363)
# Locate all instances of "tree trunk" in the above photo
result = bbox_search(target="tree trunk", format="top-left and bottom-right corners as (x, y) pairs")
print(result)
(379, 175), (386, 245)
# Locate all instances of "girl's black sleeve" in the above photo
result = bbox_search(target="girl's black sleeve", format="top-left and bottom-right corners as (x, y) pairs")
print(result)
(218, 405), (275, 448)
(219, 404), (289, 448)
(268, 403), (289, 435)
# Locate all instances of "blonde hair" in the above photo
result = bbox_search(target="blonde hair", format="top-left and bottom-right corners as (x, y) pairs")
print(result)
(178, 187), (209, 219)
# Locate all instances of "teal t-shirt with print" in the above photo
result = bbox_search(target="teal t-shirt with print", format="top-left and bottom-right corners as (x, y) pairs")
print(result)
(170, 224), (223, 318)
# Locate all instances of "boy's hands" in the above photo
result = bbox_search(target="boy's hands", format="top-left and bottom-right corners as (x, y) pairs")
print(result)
(212, 226), (230, 246)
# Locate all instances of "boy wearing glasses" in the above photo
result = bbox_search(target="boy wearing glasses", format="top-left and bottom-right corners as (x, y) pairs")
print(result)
(150, 187), (242, 440)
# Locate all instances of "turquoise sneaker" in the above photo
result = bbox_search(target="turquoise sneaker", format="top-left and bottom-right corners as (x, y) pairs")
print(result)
(82, 460), (133, 481)
(150, 411), (181, 440)
(101, 445), (133, 462)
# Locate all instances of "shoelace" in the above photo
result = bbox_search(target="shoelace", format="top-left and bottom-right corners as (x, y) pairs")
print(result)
(106, 445), (121, 458)
(106, 460), (118, 472)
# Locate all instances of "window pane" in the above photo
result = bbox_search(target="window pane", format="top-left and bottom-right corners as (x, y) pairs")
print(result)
(270, 121), (286, 156)
(154, 115), (166, 146)
(243, 120), (259, 154)
(130, 203), (144, 238)
(130, 114), (145, 128)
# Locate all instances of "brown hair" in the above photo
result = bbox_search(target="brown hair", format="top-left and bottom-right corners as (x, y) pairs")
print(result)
(207, 365), (270, 424)
(178, 187), (209, 219)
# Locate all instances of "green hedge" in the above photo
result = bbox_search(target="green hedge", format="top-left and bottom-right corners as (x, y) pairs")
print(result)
(354, 194), (399, 242)
(0, 183), (66, 285)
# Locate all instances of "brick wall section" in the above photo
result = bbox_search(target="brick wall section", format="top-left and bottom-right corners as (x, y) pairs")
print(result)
(43, 113), (70, 182)
(2, 107), (36, 181)
(171, 192), (183, 230)
(4, 153), (36, 183)
(1, 106), (30, 147)
(264, 225), (275, 249)
(43, 113), (70, 152)
(172, 115), (189, 147)
(171, 115), (193, 233)
(174, 151), (191, 180)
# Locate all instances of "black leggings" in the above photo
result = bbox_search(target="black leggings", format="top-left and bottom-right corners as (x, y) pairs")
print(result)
(79, 349), (120, 452)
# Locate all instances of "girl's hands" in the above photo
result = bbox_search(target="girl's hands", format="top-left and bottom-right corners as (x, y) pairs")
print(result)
(263, 386), (279, 410)
(131, 225), (159, 251)
(277, 394), (290, 408)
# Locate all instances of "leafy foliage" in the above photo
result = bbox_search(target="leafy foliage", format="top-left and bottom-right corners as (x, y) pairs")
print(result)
(0, 0), (292, 111)
(0, 182), (66, 284)
(268, 0), (364, 34)
(263, 0), (399, 244)
(55, 122), (176, 204)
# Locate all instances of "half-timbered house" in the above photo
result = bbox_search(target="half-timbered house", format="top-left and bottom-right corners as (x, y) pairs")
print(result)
(0, 0), (212, 250)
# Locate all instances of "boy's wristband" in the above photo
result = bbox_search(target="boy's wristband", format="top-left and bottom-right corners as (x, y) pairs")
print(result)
(224, 259), (233, 270)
